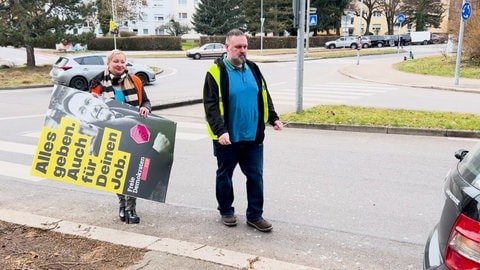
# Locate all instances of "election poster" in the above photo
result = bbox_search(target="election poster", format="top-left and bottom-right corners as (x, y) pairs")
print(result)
(30, 85), (176, 203)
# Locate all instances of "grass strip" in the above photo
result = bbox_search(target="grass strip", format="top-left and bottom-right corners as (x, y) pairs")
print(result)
(0, 65), (51, 88)
(395, 55), (480, 79)
(281, 105), (480, 131)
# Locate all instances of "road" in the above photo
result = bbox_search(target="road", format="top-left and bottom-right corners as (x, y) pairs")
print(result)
(0, 87), (478, 269)
(1, 44), (479, 268)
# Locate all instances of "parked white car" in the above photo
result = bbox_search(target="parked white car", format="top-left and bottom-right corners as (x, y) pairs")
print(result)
(186, 43), (226, 60)
(49, 54), (156, 91)
(325, 36), (371, 49)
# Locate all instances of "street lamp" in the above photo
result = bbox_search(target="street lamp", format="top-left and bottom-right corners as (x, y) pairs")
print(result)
(111, 0), (117, 49)
(260, 0), (264, 53)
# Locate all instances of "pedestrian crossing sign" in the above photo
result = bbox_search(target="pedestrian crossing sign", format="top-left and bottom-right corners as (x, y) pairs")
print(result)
(309, 15), (318, 26)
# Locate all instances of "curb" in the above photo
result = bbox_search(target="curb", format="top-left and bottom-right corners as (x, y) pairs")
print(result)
(285, 122), (480, 138)
(0, 209), (319, 270)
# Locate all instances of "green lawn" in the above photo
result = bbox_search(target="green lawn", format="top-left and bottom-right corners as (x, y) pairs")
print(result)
(395, 55), (480, 79)
(281, 105), (480, 131)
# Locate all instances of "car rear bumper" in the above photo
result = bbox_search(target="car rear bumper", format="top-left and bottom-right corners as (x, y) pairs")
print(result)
(424, 225), (447, 270)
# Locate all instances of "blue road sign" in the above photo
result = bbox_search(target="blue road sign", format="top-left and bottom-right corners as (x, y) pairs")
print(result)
(462, 2), (472, 21)
(396, 13), (405, 24)
(309, 15), (318, 26)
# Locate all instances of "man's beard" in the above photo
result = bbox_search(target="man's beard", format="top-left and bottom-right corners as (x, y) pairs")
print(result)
(231, 54), (246, 67)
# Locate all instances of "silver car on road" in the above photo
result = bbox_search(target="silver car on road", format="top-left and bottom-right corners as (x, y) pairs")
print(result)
(49, 54), (156, 91)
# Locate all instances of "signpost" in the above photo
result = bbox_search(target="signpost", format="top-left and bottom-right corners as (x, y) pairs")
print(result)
(454, 0), (472, 85)
(293, 0), (305, 113)
(396, 13), (405, 54)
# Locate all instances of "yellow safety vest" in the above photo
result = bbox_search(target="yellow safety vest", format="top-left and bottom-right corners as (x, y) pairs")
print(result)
(206, 64), (269, 140)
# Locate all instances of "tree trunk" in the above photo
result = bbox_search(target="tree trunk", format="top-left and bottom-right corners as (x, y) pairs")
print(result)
(26, 45), (36, 67)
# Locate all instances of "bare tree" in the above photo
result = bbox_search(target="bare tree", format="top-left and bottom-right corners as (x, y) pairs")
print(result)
(361, 0), (380, 35)
(378, 0), (403, 35)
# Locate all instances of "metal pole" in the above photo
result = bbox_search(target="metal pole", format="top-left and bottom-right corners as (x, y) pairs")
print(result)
(296, 0), (305, 113)
(454, 0), (467, 85)
(305, 0), (310, 53)
(260, 0), (264, 54)
(111, 0), (117, 49)
(397, 22), (402, 54)
(356, 0), (363, 65)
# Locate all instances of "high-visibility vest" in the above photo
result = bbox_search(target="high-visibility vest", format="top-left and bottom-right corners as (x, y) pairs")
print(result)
(206, 64), (269, 140)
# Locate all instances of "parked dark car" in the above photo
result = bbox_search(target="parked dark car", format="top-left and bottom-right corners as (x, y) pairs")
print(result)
(367, 35), (393, 48)
(424, 144), (480, 269)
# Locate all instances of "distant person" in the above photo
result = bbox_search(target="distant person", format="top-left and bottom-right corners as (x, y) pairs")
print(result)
(87, 49), (158, 224)
(203, 29), (283, 232)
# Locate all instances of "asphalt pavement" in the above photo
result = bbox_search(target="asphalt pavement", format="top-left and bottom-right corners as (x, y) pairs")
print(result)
(2, 49), (480, 269)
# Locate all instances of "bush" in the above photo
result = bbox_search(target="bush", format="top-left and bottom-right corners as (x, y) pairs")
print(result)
(199, 35), (338, 49)
(87, 36), (182, 51)
(464, 15), (480, 64)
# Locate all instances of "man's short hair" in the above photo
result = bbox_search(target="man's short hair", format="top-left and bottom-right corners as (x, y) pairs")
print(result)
(225, 29), (245, 44)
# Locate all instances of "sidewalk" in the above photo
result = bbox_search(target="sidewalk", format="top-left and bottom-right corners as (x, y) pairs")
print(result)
(337, 56), (480, 94)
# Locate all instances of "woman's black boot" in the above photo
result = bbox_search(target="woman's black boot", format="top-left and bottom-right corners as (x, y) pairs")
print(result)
(119, 206), (126, 222)
(125, 210), (140, 224)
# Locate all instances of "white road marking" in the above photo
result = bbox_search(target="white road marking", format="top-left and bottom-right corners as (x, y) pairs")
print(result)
(0, 114), (45, 121)
(0, 160), (42, 182)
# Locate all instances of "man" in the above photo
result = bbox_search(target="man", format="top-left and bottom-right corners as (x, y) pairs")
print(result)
(203, 29), (283, 232)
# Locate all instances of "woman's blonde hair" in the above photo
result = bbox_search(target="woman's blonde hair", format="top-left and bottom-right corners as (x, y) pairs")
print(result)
(106, 49), (126, 64)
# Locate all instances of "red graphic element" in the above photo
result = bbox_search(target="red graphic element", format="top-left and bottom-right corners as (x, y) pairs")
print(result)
(141, 158), (150, 181)
(130, 124), (150, 144)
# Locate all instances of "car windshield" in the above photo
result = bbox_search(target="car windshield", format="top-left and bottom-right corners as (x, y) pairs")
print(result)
(458, 142), (480, 188)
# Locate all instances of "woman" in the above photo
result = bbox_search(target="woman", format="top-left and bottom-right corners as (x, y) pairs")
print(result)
(89, 49), (151, 224)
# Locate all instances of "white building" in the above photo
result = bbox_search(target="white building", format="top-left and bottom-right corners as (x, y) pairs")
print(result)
(109, 0), (199, 36)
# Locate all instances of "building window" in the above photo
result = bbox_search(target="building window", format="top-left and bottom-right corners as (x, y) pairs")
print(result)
(178, 12), (187, 19)
(154, 15), (164, 21)
(143, 29), (148, 35)
(373, 11), (382, 17)
(372, 24), (381, 35)
(133, 29), (138, 33)
(178, 0), (187, 5)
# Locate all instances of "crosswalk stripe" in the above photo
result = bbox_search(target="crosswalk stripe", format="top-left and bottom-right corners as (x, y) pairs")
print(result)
(273, 92), (358, 99)
(0, 141), (37, 155)
(0, 160), (42, 182)
(274, 89), (373, 96)
(274, 99), (342, 106)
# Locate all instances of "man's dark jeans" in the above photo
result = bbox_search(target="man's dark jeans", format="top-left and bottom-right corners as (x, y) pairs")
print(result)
(213, 141), (264, 222)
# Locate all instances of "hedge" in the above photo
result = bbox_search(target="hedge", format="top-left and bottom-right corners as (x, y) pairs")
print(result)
(88, 36), (182, 50)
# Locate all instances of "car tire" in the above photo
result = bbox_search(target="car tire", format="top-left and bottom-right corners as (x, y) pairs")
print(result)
(328, 44), (335, 49)
(135, 72), (149, 85)
(362, 43), (369, 48)
(193, 53), (201, 60)
(69, 76), (88, 91)
(377, 42), (383, 48)
(423, 40), (428, 45)
(350, 43), (358, 49)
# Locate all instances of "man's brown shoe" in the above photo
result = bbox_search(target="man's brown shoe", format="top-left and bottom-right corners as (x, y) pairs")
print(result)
(221, 215), (237, 226)
(247, 219), (273, 232)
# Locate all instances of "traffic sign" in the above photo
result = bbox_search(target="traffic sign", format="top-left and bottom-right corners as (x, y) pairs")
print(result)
(309, 15), (318, 26)
(462, 2), (472, 21)
(396, 13), (405, 24)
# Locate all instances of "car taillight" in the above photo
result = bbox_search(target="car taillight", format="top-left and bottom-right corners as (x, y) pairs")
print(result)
(59, 66), (72, 71)
(445, 213), (480, 269)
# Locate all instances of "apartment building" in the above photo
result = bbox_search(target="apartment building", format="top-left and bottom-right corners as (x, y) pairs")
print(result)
(349, 0), (450, 36)
(71, 0), (199, 36)
(118, 0), (199, 36)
